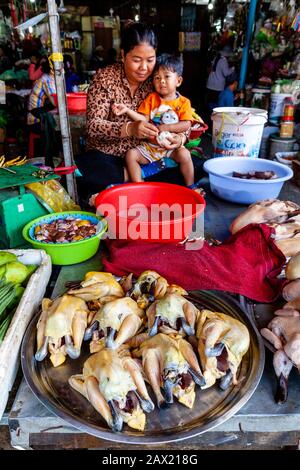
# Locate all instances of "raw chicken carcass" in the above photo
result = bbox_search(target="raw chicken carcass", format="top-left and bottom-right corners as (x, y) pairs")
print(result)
(68, 271), (124, 302)
(196, 310), (250, 390)
(35, 295), (88, 367)
(126, 270), (187, 309)
(84, 297), (145, 352)
(230, 199), (300, 234)
(230, 199), (300, 258)
(261, 311), (300, 403)
(69, 348), (154, 432)
(146, 293), (200, 337)
(133, 333), (205, 409)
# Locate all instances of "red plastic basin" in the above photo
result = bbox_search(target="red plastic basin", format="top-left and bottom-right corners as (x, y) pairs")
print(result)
(52, 92), (87, 114)
(95, 182), (206, 243)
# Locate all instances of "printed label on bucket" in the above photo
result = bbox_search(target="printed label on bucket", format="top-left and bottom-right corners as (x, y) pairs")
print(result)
(212, 127), (264, 158)
(212, 107), (267, 158)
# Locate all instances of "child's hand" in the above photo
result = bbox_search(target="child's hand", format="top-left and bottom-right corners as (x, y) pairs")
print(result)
(112, 103), (128, 115)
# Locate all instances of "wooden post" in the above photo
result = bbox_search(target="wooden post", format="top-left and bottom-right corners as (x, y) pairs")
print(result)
(47, 0), (78, 202)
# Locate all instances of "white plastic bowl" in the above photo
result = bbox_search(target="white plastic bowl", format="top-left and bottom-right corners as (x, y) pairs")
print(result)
(275, 151), (298, 166)
(203, 157), (293, 204)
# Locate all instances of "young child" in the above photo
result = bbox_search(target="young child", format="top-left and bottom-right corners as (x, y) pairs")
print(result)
(217, 72), (238, 107)
(113, 54), (194, 186)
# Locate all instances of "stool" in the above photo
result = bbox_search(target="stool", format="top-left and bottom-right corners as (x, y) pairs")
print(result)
(28, 132), (42, 158)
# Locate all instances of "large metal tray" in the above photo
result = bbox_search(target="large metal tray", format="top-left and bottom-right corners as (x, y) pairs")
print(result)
(21, 290), (265, 444)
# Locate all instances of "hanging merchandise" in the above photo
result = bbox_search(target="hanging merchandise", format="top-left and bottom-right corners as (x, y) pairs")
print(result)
(234, 4), (246, 34)
(291, 9), (300, 32)
(9, 0), (18, 27)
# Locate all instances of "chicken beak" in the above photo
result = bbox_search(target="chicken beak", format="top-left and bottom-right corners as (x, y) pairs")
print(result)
(219, 370), (233, 390)
(149, 316), (160, 337)
(84, 320), (99, 341)
(205, 342), (225, 357)
(65, 334), (80, 359)
(108, 400), (123, 432)
(275, 373), (289, 404)
(133, 390), (155, 413)
(106, 327), (117, 349)
(163, 378), (175, 404)
(180, 318), (195, 336)
(35, 336), (49, 361)
(188, 367), (206, 387)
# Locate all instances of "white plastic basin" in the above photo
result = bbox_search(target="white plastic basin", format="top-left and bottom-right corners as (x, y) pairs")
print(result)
(203, 157), (293, 204)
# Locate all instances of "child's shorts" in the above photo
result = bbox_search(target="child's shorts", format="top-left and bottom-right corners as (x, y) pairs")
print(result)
(136, 141), (172, 163)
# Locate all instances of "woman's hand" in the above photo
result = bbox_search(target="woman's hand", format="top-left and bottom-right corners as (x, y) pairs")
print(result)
(112, 103), (128, 116)
(160, 133), (184, 150)
(129, 120), (158, 139)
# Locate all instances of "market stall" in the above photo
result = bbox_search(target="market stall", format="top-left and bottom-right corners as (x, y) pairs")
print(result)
(2, 176), (300, 450)
(0, 0), (300, 453)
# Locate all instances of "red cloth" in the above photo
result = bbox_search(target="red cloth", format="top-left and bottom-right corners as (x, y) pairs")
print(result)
(103, 224), (286, 303)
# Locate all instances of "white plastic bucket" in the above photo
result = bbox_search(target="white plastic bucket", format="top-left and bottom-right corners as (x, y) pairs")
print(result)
(212, 107), (268, 158)
(269, 93), (292, 124)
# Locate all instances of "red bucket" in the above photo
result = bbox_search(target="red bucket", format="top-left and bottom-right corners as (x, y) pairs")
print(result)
(52, 92), (87, 114)
(95, 182), (205, 243)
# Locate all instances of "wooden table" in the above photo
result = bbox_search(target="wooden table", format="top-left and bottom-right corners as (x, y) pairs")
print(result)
(7, 179), (300, 450)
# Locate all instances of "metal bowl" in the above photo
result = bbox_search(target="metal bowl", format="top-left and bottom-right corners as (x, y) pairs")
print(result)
(21, 290), (265, 444)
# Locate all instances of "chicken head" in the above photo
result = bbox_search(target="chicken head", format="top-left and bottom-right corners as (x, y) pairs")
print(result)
(127, 270), (187, 309)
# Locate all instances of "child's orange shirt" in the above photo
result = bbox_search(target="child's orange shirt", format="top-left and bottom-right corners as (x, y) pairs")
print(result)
(138, 91), (193, 121)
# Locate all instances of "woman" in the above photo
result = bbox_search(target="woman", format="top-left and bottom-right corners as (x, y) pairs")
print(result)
(28, 54), (43, 84)
(27, 58), (56, 133)
(64, 54), (80, 92)
(76, 23), (205, 198)
(206, 46), (235, 113)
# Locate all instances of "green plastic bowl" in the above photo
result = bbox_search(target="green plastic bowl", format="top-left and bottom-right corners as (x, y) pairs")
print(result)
(22, 211), (107, 265)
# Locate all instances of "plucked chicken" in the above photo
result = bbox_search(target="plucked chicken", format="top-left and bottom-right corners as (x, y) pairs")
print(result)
(69, 348), (154, 432)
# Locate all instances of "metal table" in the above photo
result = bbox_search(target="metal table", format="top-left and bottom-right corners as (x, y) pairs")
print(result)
(7, 179), (300, 450)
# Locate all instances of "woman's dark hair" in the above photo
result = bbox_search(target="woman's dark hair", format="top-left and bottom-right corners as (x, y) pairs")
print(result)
(41, 57), (51, 74)
(155, 53), (183, 76)
(121, 22), (157, 55)
(212, 53), (221, 72)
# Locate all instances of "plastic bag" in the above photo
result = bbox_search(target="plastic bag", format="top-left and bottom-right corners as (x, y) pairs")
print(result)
(26, 180), (81, 212)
